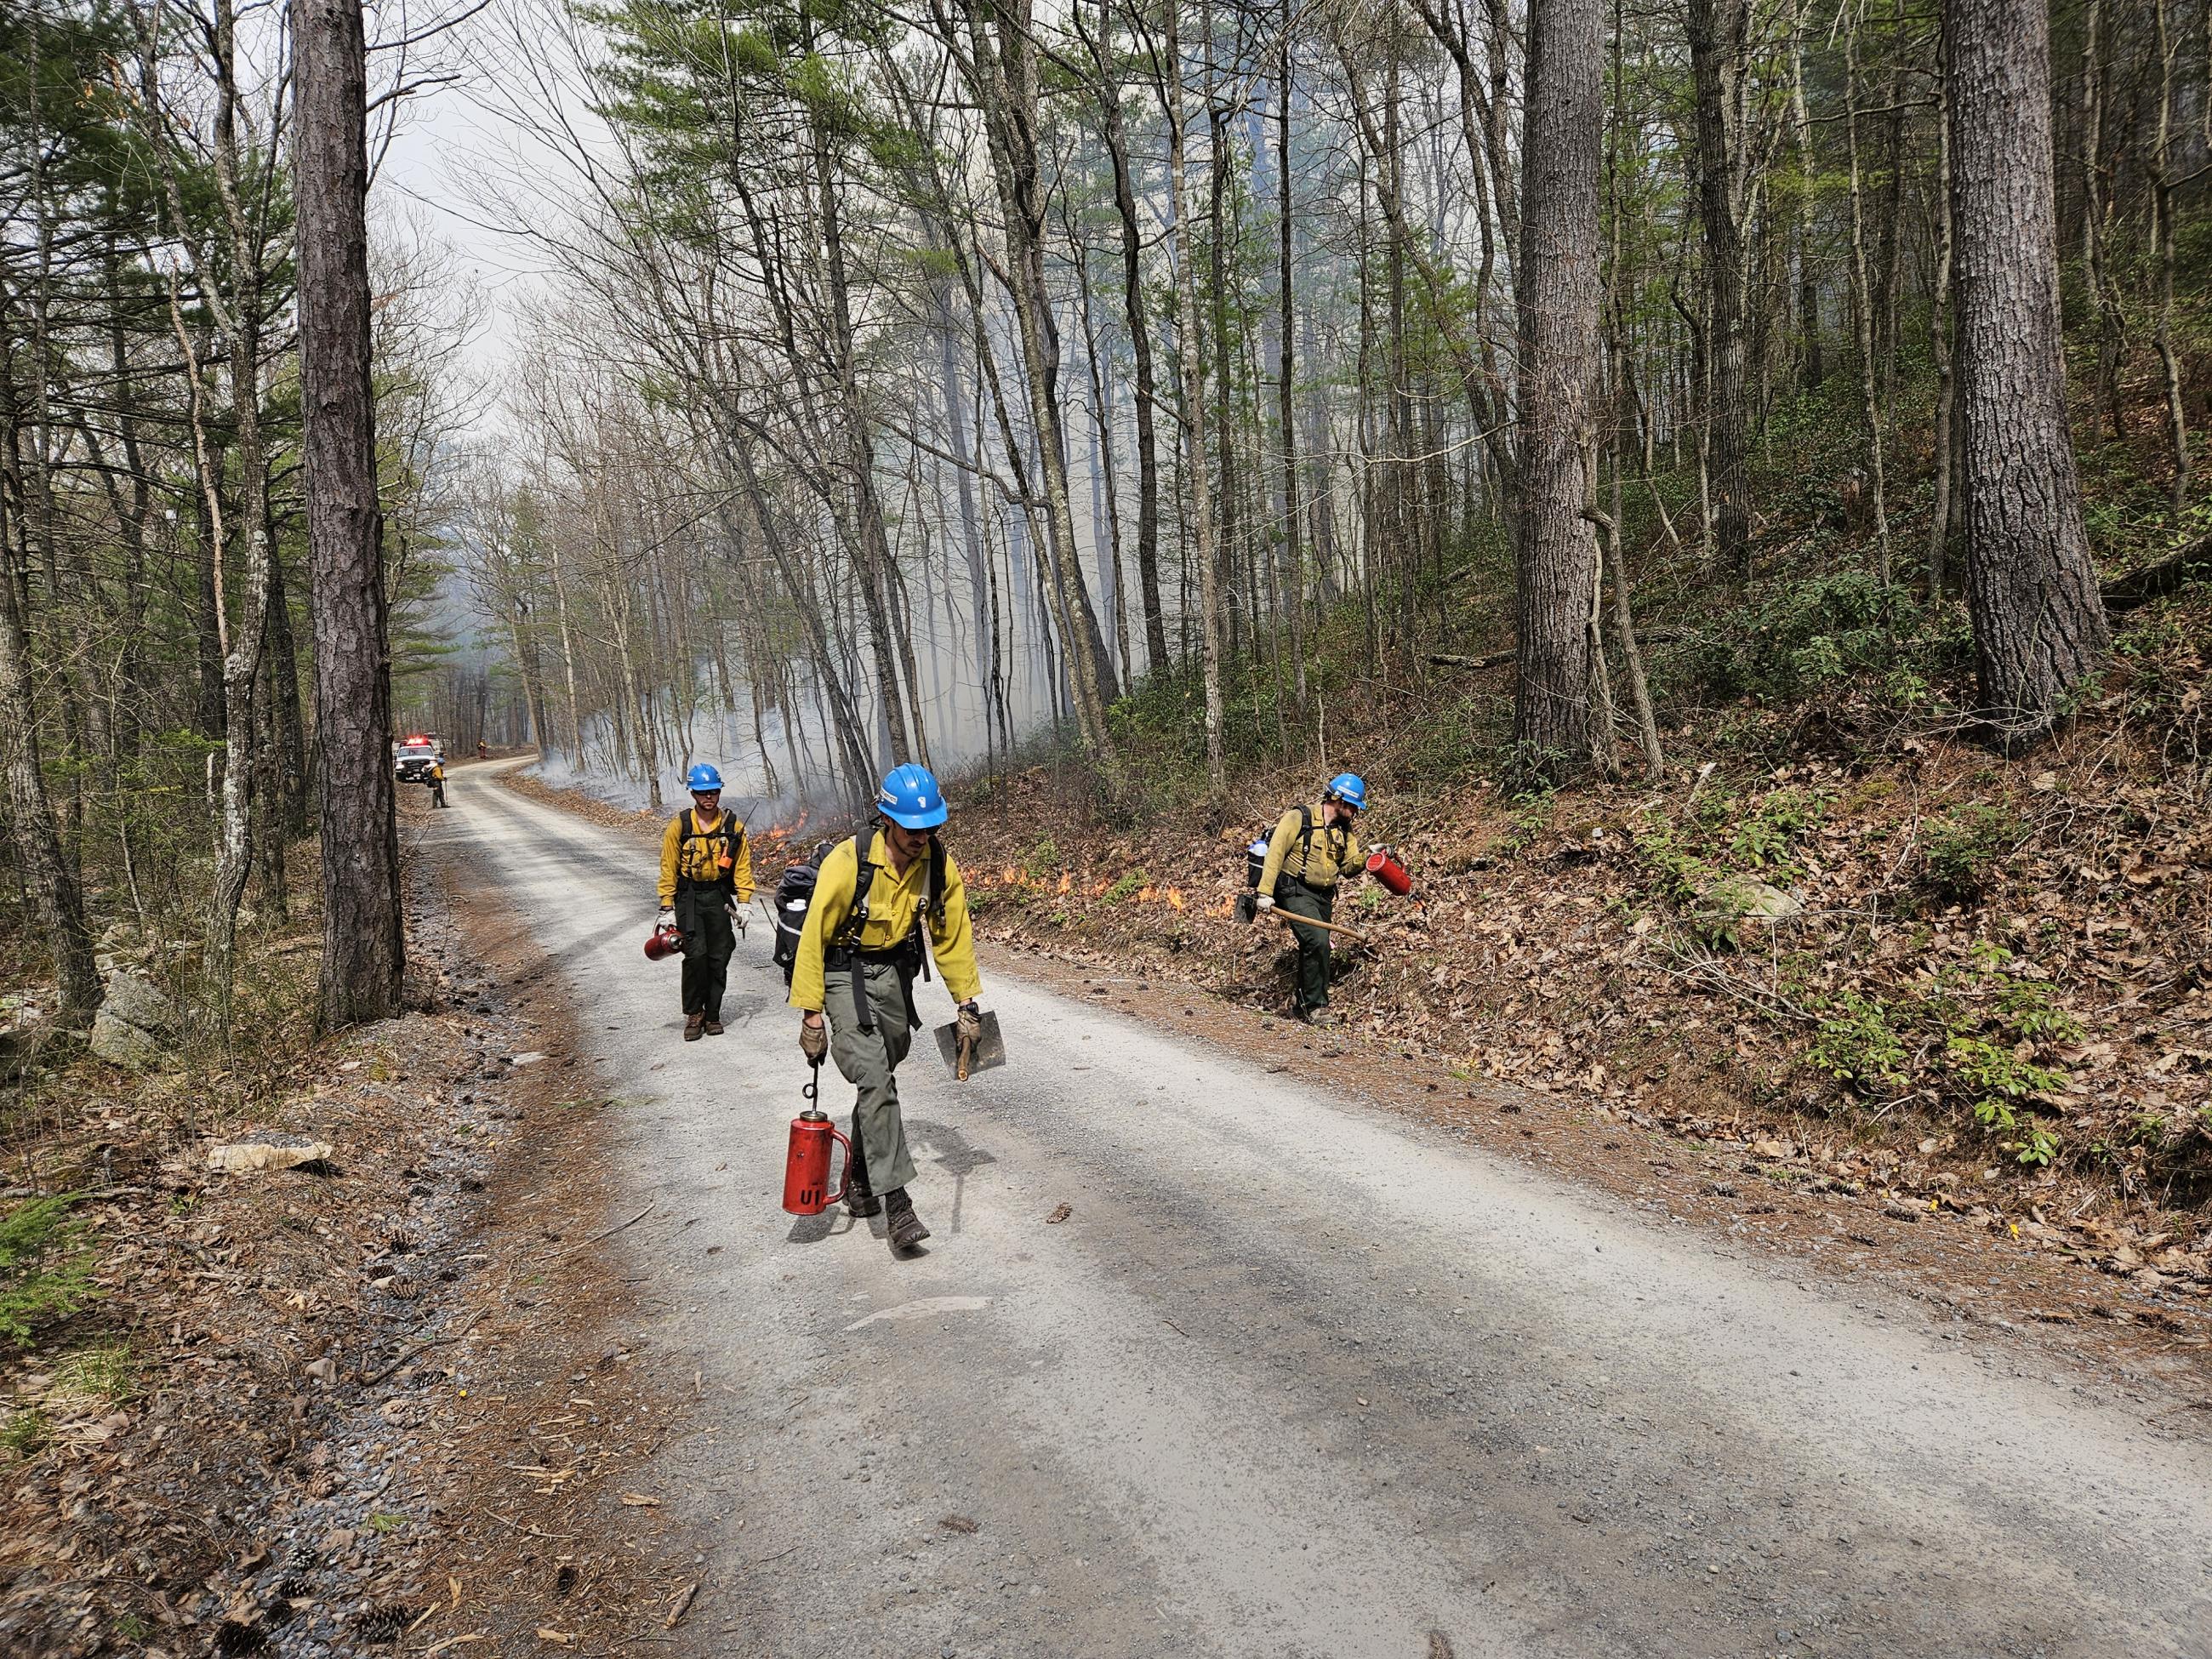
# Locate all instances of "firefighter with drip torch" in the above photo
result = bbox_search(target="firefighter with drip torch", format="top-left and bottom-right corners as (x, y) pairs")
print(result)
(1255, 772), (1373, 1025)
(657, 763), (753, 1041)
(789, 764), (985, 1254)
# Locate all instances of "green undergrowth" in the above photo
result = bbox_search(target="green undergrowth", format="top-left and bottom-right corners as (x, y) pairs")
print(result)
(0, 1194), (100, 1349)
(1797, 944), (2086, 1167)
(957, 376), (2209, 1218)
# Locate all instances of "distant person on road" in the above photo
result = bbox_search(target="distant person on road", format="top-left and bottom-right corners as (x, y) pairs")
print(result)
(476, 738), (487, 761)
(789, 763), (984, 1254)
(1255, 772), (1370, 1025)
(657, 763), (752, 1042)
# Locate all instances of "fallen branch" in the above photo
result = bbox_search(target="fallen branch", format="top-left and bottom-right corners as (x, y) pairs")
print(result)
(486, 1511), (577, 1542)
(361, 1305), (491, 1388)
(564, 1200), (656, 1256)
(664, 1582), (699, 1630)
(2102, 534), (2211, 613)
(1428, 628), (1686, 672)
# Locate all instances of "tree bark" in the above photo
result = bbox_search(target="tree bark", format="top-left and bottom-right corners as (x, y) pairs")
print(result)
(959, 0), (1119, 760)
(1685, 0), (1753, 579)
(1512, 0), (1605, 779)
(1790, 1), (1824, 392)
(1084, 0), (1169, 675)
(2149, 0), (2190, 504)
(1928, 31), (1957, 593)
(294, 0), (403, 1025)
(1842, 0), (1893, 580)
(0, 394), (100, 1018)
(1947, 0), (2111, 750)
(1277, 26), (1308, 720)
(1166, 1), (1228, 795)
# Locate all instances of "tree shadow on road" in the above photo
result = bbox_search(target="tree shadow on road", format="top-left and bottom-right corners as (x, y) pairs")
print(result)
(906, 1118), (996, 1235)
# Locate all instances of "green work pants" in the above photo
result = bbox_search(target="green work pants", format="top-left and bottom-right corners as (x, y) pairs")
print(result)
(675, 887), (734, 1020)
(823, 961), (918, 1194)
(1279, 880), (1336, 1012)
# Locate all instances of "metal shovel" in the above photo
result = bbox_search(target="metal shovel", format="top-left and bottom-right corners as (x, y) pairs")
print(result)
(932, 1010), (1006, 1080)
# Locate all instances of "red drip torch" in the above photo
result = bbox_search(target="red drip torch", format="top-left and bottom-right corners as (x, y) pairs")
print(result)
(782, 1060), (852, 1216)
(643, 920), (684, 961)
(1366, 847), (1413, 897)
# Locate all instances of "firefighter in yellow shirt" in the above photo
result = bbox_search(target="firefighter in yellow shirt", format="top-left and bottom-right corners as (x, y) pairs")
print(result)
(1255, 772), (1369, 1024)
(790, 764), (983, 1253)
(657, 763), (753, 1041)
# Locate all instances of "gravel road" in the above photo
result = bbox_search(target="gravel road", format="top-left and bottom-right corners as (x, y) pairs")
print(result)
(433, 762), (2212, 1659)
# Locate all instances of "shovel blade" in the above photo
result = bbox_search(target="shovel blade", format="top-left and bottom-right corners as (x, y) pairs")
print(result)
(933, 1010), (1006, 1080)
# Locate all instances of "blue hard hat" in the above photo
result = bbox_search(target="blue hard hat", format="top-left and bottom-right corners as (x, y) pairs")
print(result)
(686, 762), (723, 791)
(875, 762), (948, 829)
(1325, 772), (1368, 811)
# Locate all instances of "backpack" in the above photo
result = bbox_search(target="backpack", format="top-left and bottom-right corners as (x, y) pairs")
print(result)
(1244, 806), (1316, 896)
(772, 829), (948, 987)
(771, 842), (830, 984)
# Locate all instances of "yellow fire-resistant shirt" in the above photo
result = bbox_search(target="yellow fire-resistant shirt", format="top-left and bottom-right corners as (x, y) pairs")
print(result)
(658, 808), (754, 909)
(1258, 803), (1365, 893)
(787, 830), (982, 1014)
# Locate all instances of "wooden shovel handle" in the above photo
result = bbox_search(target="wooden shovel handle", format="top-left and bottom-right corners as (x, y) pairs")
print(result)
(1262, 905), (1366, 944)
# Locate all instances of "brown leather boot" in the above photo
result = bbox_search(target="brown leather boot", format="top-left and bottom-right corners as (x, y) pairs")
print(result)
(683, 1012), (704, 1041)
(884, 1189), (930, 1252)
(703, 1018), (725, 1036)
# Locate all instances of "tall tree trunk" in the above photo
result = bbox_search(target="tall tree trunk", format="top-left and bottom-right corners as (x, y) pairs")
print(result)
(1928, 32), (1957, 593)
(933, 288), (995, 700)
(0, 407), (100, 1018)
(802, 65), (915, 767)
(251, 641), (289, 920)
(1166, 1), (1228, 795)
(191, 418), (227, 739)
(265, 534), (309, 836)
(2078, 0), (2124, 445)
(1842, 0), (1893, 580)
(961, 0), (1119, 760)
(180, 0), (276, 1028)
(1209, 94), (1246, 667)
(1686, 0), (1753, 579)
(1277, 26), (1308, 719)
(1086, 0), (1169, 674)
(1791, 0), (1825, 391)
(1074, 272), (1134, 687)
(294, 0), (403, 1025)
(2149, 0), (2190, 503)
(1513, 0), (1605, 778)
(546, 533), (584, 764)
(1947, 0), (2111, 750)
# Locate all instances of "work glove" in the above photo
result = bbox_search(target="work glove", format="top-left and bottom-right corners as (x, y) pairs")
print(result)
(657, 907), (676, 930)
(1254, 893), (1275, 914)
(799, 1015), (828, 1064)
(955, 1000), (983, 1046)
(727, 900), (747, 936)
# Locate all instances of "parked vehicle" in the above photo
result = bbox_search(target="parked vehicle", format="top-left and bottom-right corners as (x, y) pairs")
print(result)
(393, 735), (448, 807)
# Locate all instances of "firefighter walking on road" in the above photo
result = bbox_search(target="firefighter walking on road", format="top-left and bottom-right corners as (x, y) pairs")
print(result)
(1256, 772), (1371, 1025)
(789, 763), (985, 1254)
(658, 762), (753, 1041)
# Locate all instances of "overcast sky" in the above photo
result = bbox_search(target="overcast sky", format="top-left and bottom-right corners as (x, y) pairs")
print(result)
(370, 0), (607, 428)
